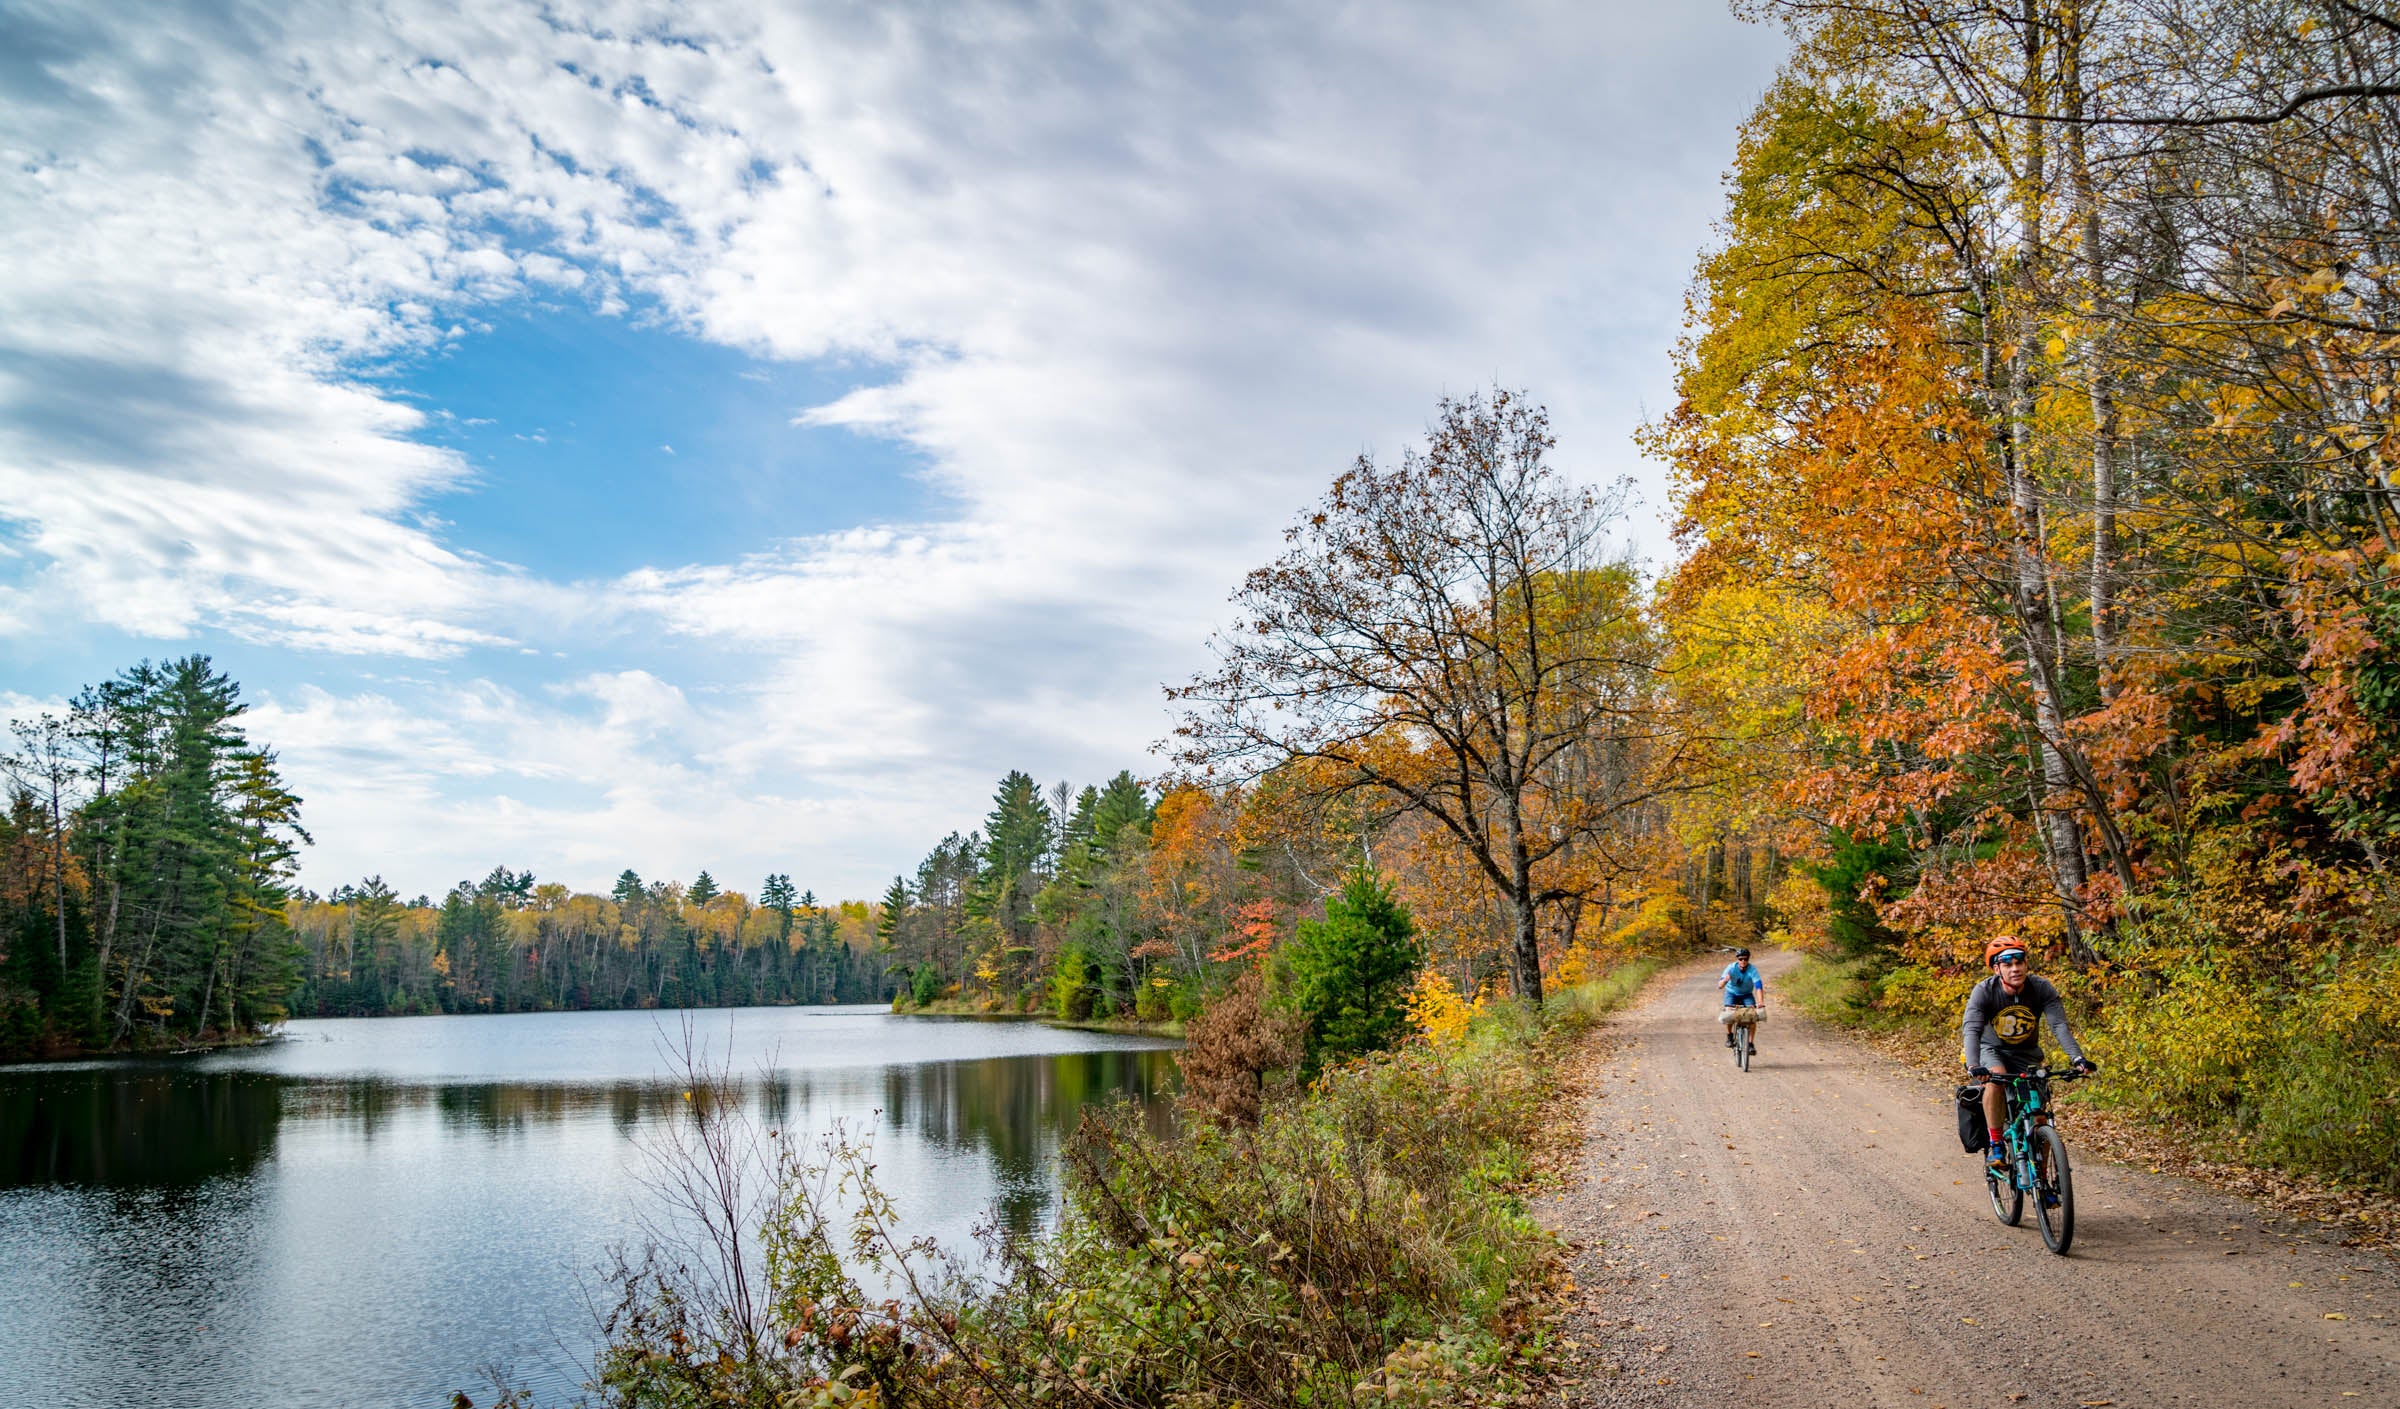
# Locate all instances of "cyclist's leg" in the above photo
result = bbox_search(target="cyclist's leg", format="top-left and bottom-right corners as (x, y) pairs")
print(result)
(1982, 1051), (2034, 1166)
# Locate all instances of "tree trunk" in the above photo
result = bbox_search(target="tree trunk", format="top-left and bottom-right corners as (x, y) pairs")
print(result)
(2006, 0), (2092, 957)
(46, 769), (69, 973)
(2061, 1), (2120, 696)
(1507, 887), (1543, 1005)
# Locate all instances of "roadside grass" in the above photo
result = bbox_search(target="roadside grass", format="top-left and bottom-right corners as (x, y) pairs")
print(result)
(587, 959), (1669, 1407)
(1776, 955), (1896, 1031)
(1544, 957), (1667, 1029)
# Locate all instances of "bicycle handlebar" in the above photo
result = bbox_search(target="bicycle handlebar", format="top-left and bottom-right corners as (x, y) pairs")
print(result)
(1969, 1066), (2091, 1083)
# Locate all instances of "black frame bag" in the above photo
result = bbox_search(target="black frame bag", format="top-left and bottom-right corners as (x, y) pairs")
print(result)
(1955, 1084), (1989, 1152)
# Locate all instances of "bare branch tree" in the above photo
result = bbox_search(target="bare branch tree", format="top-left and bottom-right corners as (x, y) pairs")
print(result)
(1168, 389), (1681, 1002)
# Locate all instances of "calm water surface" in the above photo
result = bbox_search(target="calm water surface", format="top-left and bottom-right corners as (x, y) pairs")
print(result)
(0, 1007), (1180, 1408)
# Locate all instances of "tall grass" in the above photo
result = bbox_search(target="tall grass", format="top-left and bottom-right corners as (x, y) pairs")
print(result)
(1544, 957), (1667, 1028)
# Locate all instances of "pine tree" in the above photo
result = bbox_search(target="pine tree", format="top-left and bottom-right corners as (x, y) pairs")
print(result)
(971, 771), (1055, 984)
(1092, 771), (1150, 856)
(1282, 865), (1422, 1070)
(758, 872), (792, 922)
(877, 875), (909, 950)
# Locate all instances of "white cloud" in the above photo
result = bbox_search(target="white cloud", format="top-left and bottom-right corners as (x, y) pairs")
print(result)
(0, 0), (1784, 896)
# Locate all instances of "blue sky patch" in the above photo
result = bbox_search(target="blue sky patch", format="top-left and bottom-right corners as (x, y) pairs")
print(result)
(401, 305), (939, 581)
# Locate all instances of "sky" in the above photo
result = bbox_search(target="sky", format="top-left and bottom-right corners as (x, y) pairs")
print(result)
(0, 0), (1787, 903)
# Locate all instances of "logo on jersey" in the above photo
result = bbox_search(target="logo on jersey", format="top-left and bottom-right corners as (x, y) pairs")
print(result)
(1994, 1003), (2039, 1044)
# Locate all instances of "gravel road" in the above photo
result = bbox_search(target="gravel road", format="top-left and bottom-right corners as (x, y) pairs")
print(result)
(1538, 950), (2399, 1408)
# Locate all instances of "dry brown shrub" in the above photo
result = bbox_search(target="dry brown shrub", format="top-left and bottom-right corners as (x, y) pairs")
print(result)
(1177, 966), (1304, 1127)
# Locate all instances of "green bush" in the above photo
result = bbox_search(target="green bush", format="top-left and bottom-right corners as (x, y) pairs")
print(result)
(1048, 943), (1096, 1021)
(0, 989), (40, 1061)
(910, 965), (941, 1008)
(1281, 865), (1423, 1071)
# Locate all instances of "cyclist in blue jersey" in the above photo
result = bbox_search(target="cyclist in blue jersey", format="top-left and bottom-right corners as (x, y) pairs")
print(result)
(1719, 947), (1766, 1050)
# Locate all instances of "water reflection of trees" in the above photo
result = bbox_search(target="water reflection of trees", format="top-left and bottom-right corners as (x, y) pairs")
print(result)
(1, 1069), (283, 1188)
(882, 1050), (1180, 1233)
(1, 1048), (1179, 1214)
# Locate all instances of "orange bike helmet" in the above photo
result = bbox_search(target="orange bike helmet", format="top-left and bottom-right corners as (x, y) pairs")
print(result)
(1984, 935), (2030, 967)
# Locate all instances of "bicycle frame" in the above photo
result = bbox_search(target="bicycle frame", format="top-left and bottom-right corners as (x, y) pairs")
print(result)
(1992, 1072), (2055, 1191)
(1986, 1066), (2086, 1186)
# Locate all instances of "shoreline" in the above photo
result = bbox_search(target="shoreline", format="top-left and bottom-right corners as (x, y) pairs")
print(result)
(0, 1027), (286, 1068)
(887, 996), (1184, 1039)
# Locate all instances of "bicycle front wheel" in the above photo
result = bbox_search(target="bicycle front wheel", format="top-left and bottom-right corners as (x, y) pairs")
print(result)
(1736, 1022), (1751, 1072)
(2033, 1125), (2075, 1254)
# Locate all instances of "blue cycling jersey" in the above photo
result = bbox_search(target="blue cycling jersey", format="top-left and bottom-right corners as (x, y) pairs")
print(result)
(1722, 962), (1764, 1004)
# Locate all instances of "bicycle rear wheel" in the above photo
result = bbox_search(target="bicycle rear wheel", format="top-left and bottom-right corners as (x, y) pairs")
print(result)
(2033, 1125), (2075, 1254)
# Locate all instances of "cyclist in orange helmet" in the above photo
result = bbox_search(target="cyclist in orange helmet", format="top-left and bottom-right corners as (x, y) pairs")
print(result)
(1962, 936), (2095, 1173)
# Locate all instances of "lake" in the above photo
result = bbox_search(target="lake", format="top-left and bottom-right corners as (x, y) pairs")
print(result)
(0, 1006), (1182, 1408)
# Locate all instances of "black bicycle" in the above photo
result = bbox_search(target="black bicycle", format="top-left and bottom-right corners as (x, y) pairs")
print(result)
(1980, 1066), (2088, 1254)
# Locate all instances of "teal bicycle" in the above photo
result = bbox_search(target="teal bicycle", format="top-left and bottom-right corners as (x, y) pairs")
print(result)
(1981, 1065), (2089, 1254)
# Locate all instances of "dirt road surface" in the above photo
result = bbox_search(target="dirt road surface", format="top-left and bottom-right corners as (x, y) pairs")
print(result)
(1541, 951), (2399, 1408)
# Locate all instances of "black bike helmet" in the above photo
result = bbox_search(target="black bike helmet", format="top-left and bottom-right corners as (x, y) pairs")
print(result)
(1734, 947), (1751, 960)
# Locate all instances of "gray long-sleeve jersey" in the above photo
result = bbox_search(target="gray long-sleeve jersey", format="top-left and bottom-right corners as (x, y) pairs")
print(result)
(1960, 974), (2087, 1070)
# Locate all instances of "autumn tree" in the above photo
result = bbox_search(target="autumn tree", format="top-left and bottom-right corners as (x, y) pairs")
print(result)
(1172, 389), (1676, 1001)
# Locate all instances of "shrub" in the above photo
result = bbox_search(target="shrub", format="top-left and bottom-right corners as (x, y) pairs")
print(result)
(0, 987), (40, 1061)
(2094, 961), (2273, 1121)
(910, 965), (941, 1007)
(1048, 943), (1096, 1021)
(1178, 967), (1305, 1127)
(1405, 970), (1485, 1047)
(591, 1001), (1571, 1407)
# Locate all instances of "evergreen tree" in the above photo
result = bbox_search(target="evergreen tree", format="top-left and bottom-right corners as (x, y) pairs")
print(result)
(1064, 785), (1101, 857)
(1092, 771), (1151, 856)
(1282, 866), (1422, 1071)
(481, 866), (535, 908)
(688, 871), (719, 906)
(877, 875), (909, 950)
(0, 657), (316, 1049)
(760, 873), (795, 942)
(970, 771), (1054, 984)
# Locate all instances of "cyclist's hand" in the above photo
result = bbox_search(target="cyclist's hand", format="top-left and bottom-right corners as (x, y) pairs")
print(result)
(2072, 1057), (2098, 1075)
